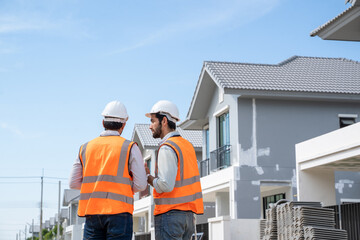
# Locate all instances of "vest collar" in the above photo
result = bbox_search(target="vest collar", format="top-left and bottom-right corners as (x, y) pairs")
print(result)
(159, 131), (180, 145)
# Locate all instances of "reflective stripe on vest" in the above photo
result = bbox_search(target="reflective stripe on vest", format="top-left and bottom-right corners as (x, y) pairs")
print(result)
(155, 140), (201, 190)
(79, 139), (133, 202)
(154, 192), (202, 205)
(80, 140), (132, 186)
(80, 191), (134, 205)
(154, 138), (202, 206)
(80, 142), (88, 167)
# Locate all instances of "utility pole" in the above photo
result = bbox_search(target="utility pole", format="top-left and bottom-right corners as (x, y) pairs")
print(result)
(57, 181), (61, 240)
(25, 225), (27, 240)
(19, 230), (21, 240)
(32, 219), (34, 240)
(16, 233), (18, 240)
(39, 169), (44, 240)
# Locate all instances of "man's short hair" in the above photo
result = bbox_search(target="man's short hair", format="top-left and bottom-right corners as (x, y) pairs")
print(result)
(103, 121), (123, 130)
(155, 112), (176, 130)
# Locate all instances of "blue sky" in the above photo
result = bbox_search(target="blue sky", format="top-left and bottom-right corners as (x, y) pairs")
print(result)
(0, 0), (359, 239)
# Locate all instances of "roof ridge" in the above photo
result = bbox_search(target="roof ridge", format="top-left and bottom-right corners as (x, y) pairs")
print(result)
(281, 55), (360, 64)
(204, 60), (277, 67)
(205, 56), (360, 66)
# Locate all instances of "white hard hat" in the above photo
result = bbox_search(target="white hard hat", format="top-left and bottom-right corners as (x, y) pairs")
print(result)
(101, 101), (129, 123)
(145, 100), (180, 122)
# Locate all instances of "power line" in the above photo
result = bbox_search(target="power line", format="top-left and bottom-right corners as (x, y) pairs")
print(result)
(0, 176), (68, 180)
(0, 181), (67, 184)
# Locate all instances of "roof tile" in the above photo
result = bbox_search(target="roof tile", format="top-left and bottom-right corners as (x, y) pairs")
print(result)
(132, 124), (202, 148)
(204, 56), (360, 94)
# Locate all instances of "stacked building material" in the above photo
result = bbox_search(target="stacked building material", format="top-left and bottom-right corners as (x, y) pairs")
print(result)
(262, 206), (277, 240)
(260, 201), (348, 240)
(303, 226), (347, 240)
(276, 202), (322, 240)
(293, 206), (335, 240)
(260, 219), (266, 240)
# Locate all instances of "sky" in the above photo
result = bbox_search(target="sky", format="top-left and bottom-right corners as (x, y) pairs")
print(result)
(0, 0), (359, 239)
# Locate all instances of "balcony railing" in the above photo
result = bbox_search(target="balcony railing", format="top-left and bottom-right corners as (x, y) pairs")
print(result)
(199, 158), (210, 177)
(199, 145), (231, 177)
(210, 145), (231, 172)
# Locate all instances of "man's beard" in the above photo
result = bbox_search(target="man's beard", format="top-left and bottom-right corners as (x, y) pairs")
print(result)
(152, 123), (162, 138)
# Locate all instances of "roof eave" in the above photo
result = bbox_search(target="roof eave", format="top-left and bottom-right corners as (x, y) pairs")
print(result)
(311, 4), (360, 41)
(225, 88), (360, 101)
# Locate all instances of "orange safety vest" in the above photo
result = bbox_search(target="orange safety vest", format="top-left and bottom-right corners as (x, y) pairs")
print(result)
(77, 136), (135, 216)
(153, 136), (204, 216)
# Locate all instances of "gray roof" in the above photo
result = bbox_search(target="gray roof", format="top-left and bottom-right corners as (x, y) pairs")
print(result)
(204, 56), (360, 94)
(310, 0), (360, 39)
(62, 189), (80, 206)
(132, 124), (202, 148)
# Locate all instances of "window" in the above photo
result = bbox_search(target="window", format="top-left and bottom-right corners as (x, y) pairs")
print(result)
(218, 112), (230, 147)
(339, 117), (356, 128)
(140, 157), (151, 198)
(338, 114), (357, 128)
(146, 158), (151, 174)
(263, 193), (286, 217)
(205, 128), (210, 159)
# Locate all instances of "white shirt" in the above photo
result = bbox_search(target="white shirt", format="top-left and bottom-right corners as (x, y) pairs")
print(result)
(152, 131), (180, 193)
(69, 130), (147, 193)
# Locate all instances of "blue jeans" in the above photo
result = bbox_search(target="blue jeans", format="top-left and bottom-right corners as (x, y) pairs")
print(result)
(83, 213), (133, 240)
(154, 210), (194, 240)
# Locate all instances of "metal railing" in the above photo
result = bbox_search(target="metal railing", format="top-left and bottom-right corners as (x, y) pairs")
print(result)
(210, 145), (231, 171)
(326, 202), (360, 240)
(135, 232), (151, 240)
(199, 158), (210, 177)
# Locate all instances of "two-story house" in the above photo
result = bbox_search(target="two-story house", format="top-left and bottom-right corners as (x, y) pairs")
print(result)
(179, 56), (360, 239)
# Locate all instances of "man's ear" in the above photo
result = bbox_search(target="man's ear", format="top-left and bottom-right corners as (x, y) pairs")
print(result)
(102, 120), (105, 128)
(162, 116), (168, 127)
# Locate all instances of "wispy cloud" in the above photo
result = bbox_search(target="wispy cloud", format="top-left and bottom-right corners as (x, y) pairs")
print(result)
(109, 0), (280, 55)
(0, 15), (50, 34)
(0, 122), (24, 136)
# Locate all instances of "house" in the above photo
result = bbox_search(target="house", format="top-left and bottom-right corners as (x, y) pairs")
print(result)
(179, 56), (360, 239)
(131, 124), (214, 239)
(62, 189), (85, 240)
(310, 0), (360, 41)
(29, 225), (40, 239)
(296, 121), (360, 205)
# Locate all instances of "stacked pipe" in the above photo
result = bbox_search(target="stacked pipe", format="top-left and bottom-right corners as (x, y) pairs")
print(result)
(262, 206), (277, 240)
(303, 226), (347, 240)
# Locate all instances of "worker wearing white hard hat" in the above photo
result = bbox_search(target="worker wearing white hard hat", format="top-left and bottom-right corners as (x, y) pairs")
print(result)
(145, 100), (204, 240)
(69, 100), (147, 240)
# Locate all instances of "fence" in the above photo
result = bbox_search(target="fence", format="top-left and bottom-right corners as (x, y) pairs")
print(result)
(196, 223), (208, 240)
(326, 202), (360, 240)
(135, 232), (151, 240)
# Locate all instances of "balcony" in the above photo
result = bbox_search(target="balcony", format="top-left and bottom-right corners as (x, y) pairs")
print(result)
(199, 158), (210, 177)
(200, 145), (231, 177)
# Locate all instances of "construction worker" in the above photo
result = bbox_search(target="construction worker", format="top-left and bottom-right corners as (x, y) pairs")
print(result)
(69, 100), (147, 240)
(145, 100), (204, 240)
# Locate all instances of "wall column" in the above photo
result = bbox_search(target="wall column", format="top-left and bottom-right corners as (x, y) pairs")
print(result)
(297, 168), (336, 206)
(215, 192), (230, 217)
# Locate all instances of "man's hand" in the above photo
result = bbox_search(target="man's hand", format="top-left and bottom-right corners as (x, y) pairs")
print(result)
(144, 162), (154, 186)
(144, 162), (150, 175)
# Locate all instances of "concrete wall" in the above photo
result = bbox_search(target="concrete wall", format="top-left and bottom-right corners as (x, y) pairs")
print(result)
(235, 97), (360, 218)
